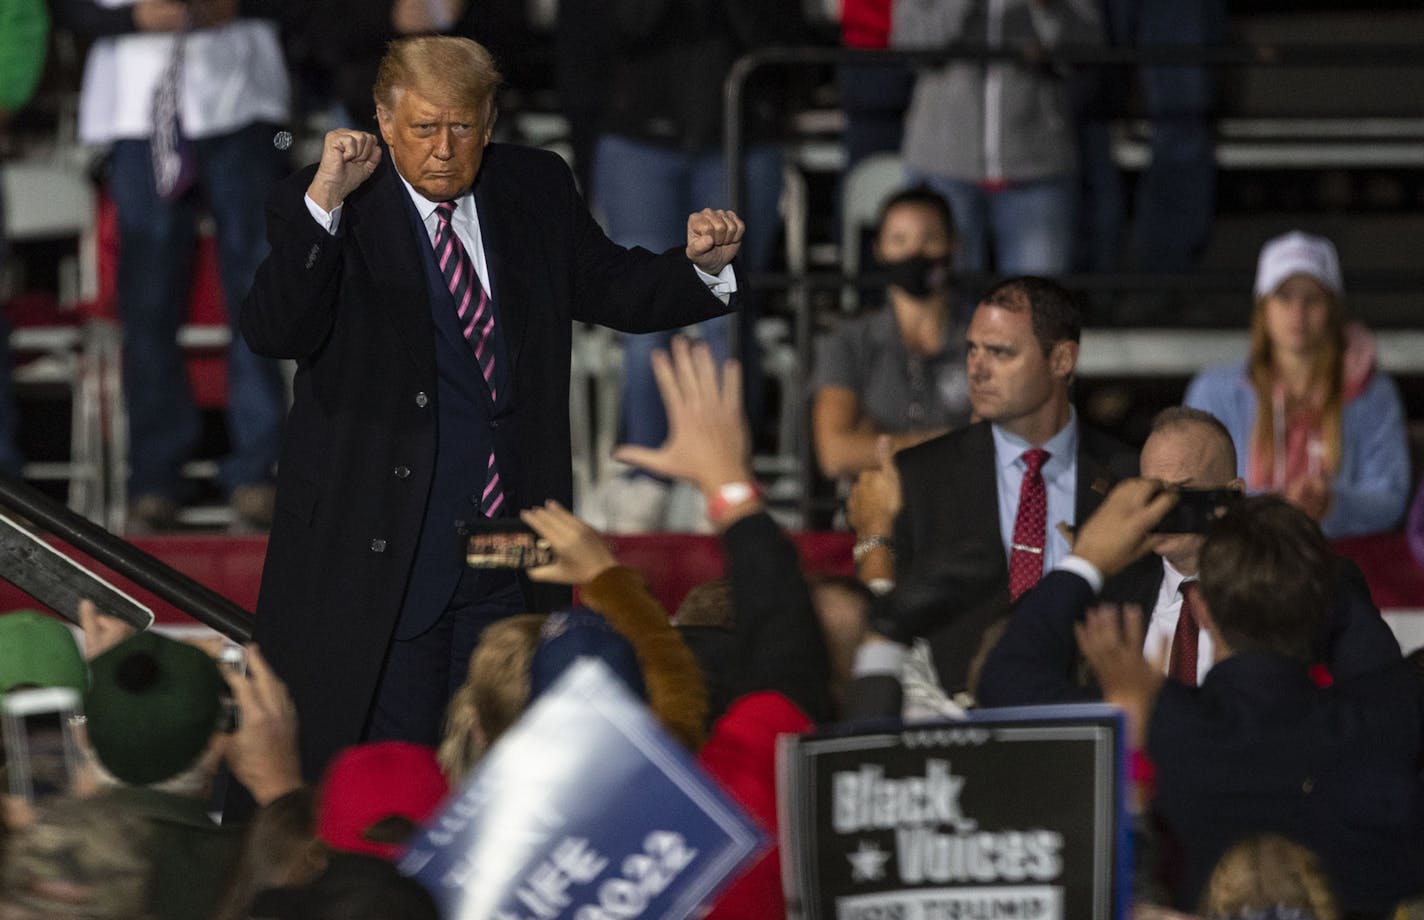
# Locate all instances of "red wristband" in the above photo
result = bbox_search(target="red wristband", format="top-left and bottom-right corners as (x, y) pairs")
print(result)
(706, 480), (763, 525)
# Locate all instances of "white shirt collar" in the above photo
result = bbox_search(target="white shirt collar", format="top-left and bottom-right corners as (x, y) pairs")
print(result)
(393, 169), (472, 223)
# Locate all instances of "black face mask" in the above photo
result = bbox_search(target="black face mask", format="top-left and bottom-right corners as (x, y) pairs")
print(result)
(880, 254), (952, 299)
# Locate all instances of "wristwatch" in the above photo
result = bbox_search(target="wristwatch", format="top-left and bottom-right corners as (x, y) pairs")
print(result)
(852, 534), (894, 565)
(707, 480), (763, 524)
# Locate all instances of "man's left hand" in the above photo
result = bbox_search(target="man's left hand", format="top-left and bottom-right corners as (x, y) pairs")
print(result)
(685, 208), (744, 276)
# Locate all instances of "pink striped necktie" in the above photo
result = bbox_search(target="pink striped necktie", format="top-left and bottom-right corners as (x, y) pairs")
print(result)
(433, 199), (504, 517)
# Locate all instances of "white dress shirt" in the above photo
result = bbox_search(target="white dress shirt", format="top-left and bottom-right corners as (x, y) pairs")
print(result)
(1142, 559), (1213, 683)
(78, 4), (289, 144)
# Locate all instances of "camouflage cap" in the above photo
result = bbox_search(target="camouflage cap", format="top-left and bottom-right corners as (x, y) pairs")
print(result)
(1, 794), (151, 917)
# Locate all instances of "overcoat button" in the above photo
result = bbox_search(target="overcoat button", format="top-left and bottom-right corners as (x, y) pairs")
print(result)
(370, 538), (387, 553)
(415, 392), (429, 408)
(393, 465), (411, 479)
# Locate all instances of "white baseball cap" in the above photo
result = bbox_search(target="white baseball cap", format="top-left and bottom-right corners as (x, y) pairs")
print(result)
(1254, 231), (1343, 299)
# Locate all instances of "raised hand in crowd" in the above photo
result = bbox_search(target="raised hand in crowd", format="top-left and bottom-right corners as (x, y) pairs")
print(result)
(522, 500), (618, 586)
(1075, 605), (1164, 752)
(78, 598), (137, 661)
(613, 337), (761, 530)
(218, 645), (304, 806)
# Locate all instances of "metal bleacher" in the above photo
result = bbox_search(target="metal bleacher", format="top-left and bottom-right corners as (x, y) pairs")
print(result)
(4, 6), (1423, 529)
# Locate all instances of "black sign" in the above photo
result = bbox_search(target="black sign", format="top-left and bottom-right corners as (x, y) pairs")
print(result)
(779, 705), (1127, 920)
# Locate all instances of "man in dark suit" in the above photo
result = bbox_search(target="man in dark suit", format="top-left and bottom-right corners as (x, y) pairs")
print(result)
(1018, 482), (1424, 916)
(878, 277), (1137, 697)
(240, 36), (744, 781)
(978, 406), (1399, 706)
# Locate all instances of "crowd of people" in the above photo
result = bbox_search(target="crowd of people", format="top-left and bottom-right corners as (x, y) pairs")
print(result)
(0, 0), (1422, 918)
(2, 324), (1422, 918)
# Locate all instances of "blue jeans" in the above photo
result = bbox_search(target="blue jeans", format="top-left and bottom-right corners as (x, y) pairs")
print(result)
(109, 122), (287, 500)
(592, 135), (782, 457)
(914, 172), (1078, 276)
(1104, 0), (1224, 272)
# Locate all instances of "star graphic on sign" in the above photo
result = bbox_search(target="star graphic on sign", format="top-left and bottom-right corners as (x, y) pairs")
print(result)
(847, 840), (892, 883)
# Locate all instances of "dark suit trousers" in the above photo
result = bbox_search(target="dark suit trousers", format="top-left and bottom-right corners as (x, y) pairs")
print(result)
(367, 566), (525, 746)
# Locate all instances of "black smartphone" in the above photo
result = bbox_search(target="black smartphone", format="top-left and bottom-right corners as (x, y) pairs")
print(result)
(2, 686), (83, 803)
(1152, 487), (1240, 534)
(465, 520), (555, 569)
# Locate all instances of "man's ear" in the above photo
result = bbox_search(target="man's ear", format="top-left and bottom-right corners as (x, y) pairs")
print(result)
(375, 105), (394, 147)
(1050, 339), (1078, 380)
(483, 106), (498, 145)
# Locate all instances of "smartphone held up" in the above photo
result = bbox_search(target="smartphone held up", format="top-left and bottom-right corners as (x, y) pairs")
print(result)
(2, 686), (83, 803)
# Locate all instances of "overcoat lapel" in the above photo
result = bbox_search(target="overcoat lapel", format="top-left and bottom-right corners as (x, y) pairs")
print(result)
(472, 164), (538, 378)
(352, 162), (434, 375)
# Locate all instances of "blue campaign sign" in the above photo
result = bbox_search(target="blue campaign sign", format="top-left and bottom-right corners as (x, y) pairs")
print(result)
(398, 659), (768, 920)
(779, 704), (1129, 920)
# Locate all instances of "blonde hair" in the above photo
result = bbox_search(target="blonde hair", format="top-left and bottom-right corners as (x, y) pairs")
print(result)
(1247, 287), (1346, 479)
(373, 36), (502, 124)
(438, 614), (545, 783)
(673, 578), (733, 627)
(1200, 834), (1340, 920)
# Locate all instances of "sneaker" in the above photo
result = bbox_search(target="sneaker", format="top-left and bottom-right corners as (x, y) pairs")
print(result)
(125, 495), (178, 535)
(230, 484), (276, 534)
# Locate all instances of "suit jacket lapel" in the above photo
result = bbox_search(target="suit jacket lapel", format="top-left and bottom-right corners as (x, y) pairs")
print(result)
(964, 422), (1005, 554)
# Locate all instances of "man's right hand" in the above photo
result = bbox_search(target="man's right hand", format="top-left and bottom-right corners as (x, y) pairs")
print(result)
(307, 130), (383, 213)
(847, 436), (902, 538)
(1071, 478), (1178, 578)
(219, 645), (303, 806)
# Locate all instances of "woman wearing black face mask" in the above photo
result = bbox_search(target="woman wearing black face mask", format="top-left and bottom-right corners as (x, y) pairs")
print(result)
(810, 186), (973, 480)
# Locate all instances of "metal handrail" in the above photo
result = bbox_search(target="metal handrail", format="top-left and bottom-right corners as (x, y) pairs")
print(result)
(0, 472), (253, 641)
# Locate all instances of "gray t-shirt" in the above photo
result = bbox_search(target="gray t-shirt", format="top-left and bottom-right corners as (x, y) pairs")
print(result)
(809, 307), (971, 434)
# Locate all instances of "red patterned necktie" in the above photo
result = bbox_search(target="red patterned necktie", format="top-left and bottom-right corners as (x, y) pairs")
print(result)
(433, 200), (504, 516)
(1008, 448), (1050, 601)
(1169, 581), (1201, 685)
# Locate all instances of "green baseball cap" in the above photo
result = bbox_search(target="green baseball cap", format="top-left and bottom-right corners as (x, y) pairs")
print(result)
(0, 609), (86, 693)
(84, 631), (226, 786)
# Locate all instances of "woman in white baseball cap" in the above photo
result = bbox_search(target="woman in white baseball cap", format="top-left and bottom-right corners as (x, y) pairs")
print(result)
(1183, 230), (1410, 538)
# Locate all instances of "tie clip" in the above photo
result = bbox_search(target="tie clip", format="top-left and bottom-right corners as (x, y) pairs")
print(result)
(1012, 543), (1043, 554)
